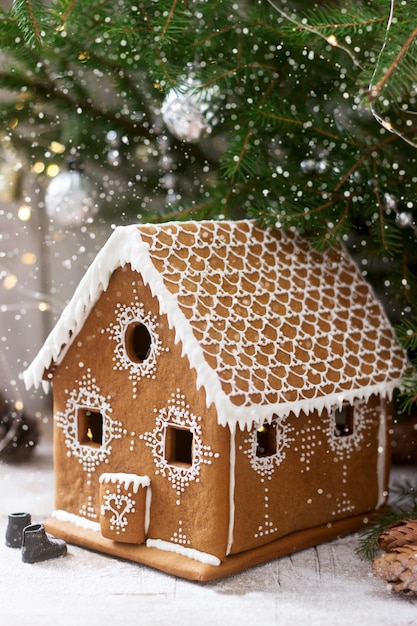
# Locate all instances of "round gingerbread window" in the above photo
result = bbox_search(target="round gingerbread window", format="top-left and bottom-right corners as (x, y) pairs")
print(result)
(125, 322), (152, 362)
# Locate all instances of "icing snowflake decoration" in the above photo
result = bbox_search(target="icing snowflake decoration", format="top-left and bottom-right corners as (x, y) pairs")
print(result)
(106, 295), (166, 397)
(140, 390), (219, 496)
(101, 483), (136, 535)
(55, 369), (123, 473)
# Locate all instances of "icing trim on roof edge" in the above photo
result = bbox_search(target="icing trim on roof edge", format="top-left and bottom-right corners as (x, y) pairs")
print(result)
(23, 221), (406, 431)
(23, 224), (227, 409)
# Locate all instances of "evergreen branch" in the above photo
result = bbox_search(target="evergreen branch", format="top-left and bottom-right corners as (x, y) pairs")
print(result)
(356, 505), (417, 560)
(297, 15), (385, 32)
(0, 69), (153, 141)
(135, 2), (152, 31)
(12, 0), (44, 46)
(227, 127), (254, 182)
(391, 479), (417, 506)
(396, 317), (417, 351)
(265, 0), (363, 69)
(398, 374), (417, 414)
(22, 0), (41, 43)
(368, 24), (417, 101)
(258, 111), (361, 148)
(324, 199), (350, 243)
(357, 481), (417, 560)
(149, 199), (215, 223)
(201, 63), (280, 89)
(191, 24), (242, 48)
(160, 0), (180, 40)
(59, 0), (79, 25)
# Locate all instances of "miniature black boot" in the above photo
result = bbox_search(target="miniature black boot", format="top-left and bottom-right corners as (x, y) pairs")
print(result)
(21, 523), (67, 563)
(5, 512), (31, 548)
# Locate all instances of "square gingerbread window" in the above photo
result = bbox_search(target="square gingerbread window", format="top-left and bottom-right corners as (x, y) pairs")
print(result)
(256, 422), (277, 457)
(165, 426), (193, 466)
(78, 408), (103, 447)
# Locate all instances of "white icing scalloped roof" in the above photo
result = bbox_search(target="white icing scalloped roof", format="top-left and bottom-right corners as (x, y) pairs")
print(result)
(24, 220), (407, 430)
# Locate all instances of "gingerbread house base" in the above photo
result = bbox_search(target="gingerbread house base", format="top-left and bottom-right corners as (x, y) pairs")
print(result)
(43, 513), (375, 582)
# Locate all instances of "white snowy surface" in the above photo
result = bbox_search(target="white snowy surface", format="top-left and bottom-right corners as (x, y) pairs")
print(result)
(0, 443), (417, 625)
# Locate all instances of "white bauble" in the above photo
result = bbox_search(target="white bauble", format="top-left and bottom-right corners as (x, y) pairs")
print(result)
(45, 170), (98, 227)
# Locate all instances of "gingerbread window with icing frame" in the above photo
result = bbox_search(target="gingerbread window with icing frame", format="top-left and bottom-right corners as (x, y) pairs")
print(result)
(165, 425), (194, 467)
(256, 422), (277, 458)
(333, 403), (355, 437)
(125, 321), (152, 363)
(77, 407), (104, 447)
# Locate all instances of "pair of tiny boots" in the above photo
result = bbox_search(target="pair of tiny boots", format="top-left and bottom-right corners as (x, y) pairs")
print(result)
(5, 512), (67, 562)
(21, 524), (67, 563)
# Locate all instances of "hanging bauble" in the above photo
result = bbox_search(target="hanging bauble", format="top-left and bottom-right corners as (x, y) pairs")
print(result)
(161, 76), (220, 143)
(395, 211), (414, 229)
(300, 158), (316, 175)
(45, 158), (98, 227)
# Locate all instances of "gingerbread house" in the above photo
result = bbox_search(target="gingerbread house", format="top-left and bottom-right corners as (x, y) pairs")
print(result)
(24, 220), (407, 581)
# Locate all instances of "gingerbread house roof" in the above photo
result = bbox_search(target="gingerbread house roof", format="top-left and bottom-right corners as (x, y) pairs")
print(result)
(24, 220), (407, 430)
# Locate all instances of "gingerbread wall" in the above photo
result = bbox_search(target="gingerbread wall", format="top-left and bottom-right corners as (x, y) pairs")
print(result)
(230, 395), (390, 555)
(50, 265), (231, 561)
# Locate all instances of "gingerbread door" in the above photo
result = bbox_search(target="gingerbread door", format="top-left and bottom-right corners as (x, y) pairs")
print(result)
(99, 473), (151, 543)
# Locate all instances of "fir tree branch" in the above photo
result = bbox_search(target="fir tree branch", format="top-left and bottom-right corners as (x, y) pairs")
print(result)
(265, 0), (363, 69)
(160, 0), (180, 41)
(258, 111), (361, 147)
(59, 0), (79, 26)
(12, 0), (44, 46)
(228, 127), (254, 181)
(325, 199), (350, 242)
(296, 15), (385, 32)
(201, 63), (281, 89)
(191, 24), (242, 48)
(368, 23), (417, 101)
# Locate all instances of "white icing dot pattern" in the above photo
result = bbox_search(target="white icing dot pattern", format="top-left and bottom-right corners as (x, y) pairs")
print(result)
(106, 294), (166, 396)
(79, 494), (97, 520)
(326, 401), (368, 459)
(254, 486), (279, 539)
(101, 484), (136, 535)
(140, 390), (218, 496)
(55, 369), (124, 473)
(171, 520), (191, 546)
(243, 418), (293, 478)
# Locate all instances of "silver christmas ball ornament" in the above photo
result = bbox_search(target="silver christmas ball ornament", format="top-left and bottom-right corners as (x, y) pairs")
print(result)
(395, 211), (413, 228)
(45, 159), (98, 227)
(161, 77), (219, 143)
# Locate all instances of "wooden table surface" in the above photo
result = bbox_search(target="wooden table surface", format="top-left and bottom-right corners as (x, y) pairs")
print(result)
(1, 442), (416, 625)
